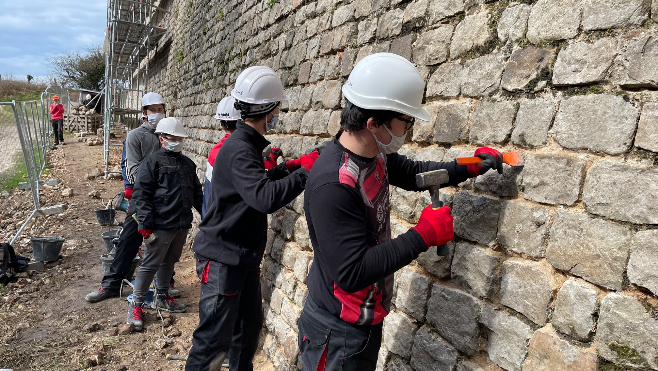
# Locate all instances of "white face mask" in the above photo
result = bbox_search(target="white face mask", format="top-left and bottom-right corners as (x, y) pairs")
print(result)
(372, 125), (405, 154)
(164, 140), (182, 153)
(266, 113), (279, 131)
(147, 113), (166, 126)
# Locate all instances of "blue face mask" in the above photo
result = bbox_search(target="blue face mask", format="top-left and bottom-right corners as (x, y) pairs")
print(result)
(266, 114), (279, 131)
(164, 140), (182, 152)
(147, 113), (166, 126)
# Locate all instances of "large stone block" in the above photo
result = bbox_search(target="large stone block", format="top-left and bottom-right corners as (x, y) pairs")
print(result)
(354, 0), (372, 19)
(521, 154), (585, 206)
(390, 34), (415, 61)
(386, 358), (413, 371)
(450, 10), (492, 59)
(618, 35), (658, 88)
(411, 105), (436, 143)
(322, 80), (342, 109)
(552, 38), (618, 86)
(416, 241), (454, 279)
(628, 230), (658, 296)
(293, 250), (313, 283)
(597, 293), (658, 370)
(474, 162), (523, 198)
(332, 3), (355, 27)
(452, 191), (502, 245)
(480, 306), (533, 371)
(395, 268), (430, 321)
(451, 242), (500, 299)
(497, 4), (531, 42)
(327, 110), (342, 136)
(357, 18), (378, 45)
(429, 0), (464, 23)
(469, 100), (517, 146)
(377, 9), (404, 39)
(582, 0), (650, 31)
(412, 25), (453, 66)
(427, 62), (462, 98)
(583, 161), (658, 224)
(383, 311), (419, 358)
(390, 187), (420, 223)
(546, 210), (632, 291)
(433, 102), (470, 143)
(501, 47), (555, 92)
(461, 53), (506, 97)
(636, 102), (658, 152)
(410, 327), (459, 371)
(426, 284), (481, 355)
(654, 0), (658, 21)
(526, 0), (581, 43)
(511, 98), (555, 148)
(522, 327), (598, 371)
(403, 0), (429, 25)
(497, 201), (550, 258)
(552, 277), (598, 341)
(294, 216), (310, 248)
(499, 260), (556, 325)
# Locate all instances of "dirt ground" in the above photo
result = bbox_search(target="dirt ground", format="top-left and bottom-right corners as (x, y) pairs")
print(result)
(0, 132), (275, 371)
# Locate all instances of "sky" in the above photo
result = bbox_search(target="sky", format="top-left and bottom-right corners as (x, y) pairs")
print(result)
(0, 0), (106, 82)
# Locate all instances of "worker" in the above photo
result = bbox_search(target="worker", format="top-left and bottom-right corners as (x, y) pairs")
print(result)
(49, 95), (65, 145)
(297, 53), (503, 371)
(185, 66), (319, 371)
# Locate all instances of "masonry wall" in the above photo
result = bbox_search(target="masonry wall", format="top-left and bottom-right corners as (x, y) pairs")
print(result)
(146, 0), (658, 369)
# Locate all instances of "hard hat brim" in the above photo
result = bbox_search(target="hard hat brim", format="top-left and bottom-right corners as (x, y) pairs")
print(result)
(342, 88), (431, 122)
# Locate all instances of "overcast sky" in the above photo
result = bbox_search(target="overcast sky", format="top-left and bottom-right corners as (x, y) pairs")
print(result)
(0, 0), (106, 81)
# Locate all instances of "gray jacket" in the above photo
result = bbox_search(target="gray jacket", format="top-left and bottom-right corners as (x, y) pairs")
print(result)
(126, 123), (161, 184)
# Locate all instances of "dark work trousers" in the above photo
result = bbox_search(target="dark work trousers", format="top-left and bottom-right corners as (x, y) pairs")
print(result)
(298, 296), (382, 371)
(186, 255), (263, 371)
(101, 213), (142, 291)
(51, 119), (64, 143)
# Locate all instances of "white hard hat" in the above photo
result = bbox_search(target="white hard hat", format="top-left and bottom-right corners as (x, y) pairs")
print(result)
(85, 94), (92, 100)
(231, 66), (289, 112)
(154, 117), (188, 137)
(142, 92), (165, 108)
(215, 96), (241, 121)
(342, 53), (430, 121)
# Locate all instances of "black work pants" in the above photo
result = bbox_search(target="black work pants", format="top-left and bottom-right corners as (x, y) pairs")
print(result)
(101, 213), (142, 291)
(186, 255), (263, 371)
(51, 119), (63, 143)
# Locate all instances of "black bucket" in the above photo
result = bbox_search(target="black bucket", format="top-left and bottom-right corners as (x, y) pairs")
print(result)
(101, 229), (121, 253)
(31, 237), (65, 262)
(95, 208), (116, 226)
(100, 254), (140, 278)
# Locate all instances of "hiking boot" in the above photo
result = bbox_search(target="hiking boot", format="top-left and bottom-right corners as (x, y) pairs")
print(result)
(85, 286), (119, 303)
(127, 302), (144, 331)
(153, 295), (186, 313)
(168, 283), (181, 298)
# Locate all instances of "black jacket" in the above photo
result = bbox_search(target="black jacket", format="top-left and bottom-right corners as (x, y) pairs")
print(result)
(132, 147), (203, 230)
(193, 122), (308, 270)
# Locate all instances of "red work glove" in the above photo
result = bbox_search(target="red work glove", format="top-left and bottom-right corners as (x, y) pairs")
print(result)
(124, 187), (133, 199)
(412, 206), (454, 248)
(467, 147), (503, 177)
(138, 229), (152, 239)
(263, 148), (282, 169)
(285, 158), (301, 172)
(300, 150), (319, 171)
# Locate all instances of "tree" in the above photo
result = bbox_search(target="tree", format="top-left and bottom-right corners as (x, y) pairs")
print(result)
(48, 46), (105, 90)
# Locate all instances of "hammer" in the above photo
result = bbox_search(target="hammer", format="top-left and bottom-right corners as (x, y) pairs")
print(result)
(415, 169), (451, 256)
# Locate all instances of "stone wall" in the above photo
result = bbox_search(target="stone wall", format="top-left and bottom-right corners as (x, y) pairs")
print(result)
(146, 0), (658, 369)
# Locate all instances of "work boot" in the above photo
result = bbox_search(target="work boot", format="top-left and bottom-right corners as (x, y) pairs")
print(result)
(127, 302), (144, 331)
(153, 295), (186, 313)
(168, 283), (181, 298)
(85, 286), (119, 303)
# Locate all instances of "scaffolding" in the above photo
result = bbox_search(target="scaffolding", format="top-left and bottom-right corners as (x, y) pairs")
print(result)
(103, 0), (166, 176)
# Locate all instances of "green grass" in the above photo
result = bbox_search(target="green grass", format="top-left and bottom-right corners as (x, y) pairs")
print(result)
(0, 152), (28, 192)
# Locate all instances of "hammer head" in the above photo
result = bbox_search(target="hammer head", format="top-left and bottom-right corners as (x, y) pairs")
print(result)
(416, 169), (450, 188)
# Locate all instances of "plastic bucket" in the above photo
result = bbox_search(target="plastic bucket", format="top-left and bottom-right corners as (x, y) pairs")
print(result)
(100, 254), (140, 278)
(95, 208), (116, 226)
(101, 229), (121, 253)
(31, 237), (65, 262)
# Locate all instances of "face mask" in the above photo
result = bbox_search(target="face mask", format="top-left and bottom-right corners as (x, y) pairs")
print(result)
(147, 113), (166, 126)
(266, 113), (279, 131)
(372, 125), (405, 154)
(164, 140), (182, 153)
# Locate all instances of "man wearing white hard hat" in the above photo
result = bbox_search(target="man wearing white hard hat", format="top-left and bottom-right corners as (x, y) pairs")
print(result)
(186, 67), (319, 371)
(298, 53), (504, 370)
(126, 117), (203, 331)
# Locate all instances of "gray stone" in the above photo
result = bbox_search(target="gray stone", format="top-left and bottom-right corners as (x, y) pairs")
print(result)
(552, 38), (618, 86)
(456, 361), (487, 371)
(582, 0), (650, 31)
(469, 100), (517, 145)
(281, 297), (302, 328)
(332, 3), (355, 27)
(383, 311), (419, 358)
(416, 242), (454, 279)
(583, 161), (658, 224)
(497, 4), (531, 42)
(427, 62), (462, 98)
(322, 80), (342, 109)
(451, 242), (500, 299)
(546, 209), (632, 291)
(325, 54), (341, 80)
(429, 0), (464, 23)
(358, 18), (378, 45)
(452, 191), (503, 245)
(403, 0), (429, 25)
(521, 154), (585, 206)
(499, 260), (555, 325)
(293, 251), (313, 283)
(294, 282), (309, 307)
(501, 47), (556, 92)
(377, 9), (404, 39)
(354, 0), (372, 19)
(282, 241), (301, 270)
(411, 105), (436, 143)
(480, 306), (533, 371)
(636, 102), (658, 152)
(474, 163), (523, 198)
(552, 278), (598, 341)
(450, 10), (492, 59)
(628, 230), (658, 296)
(298, 61), (312, 84)
(426, 284), (481, 355)
(432, 102), (470, 143)
(300, 111), (317, 135)
(281, 111), (303, 133)
(597, 293), (658, 370)
(412, 25), (453, 66)
(497, 201), (551, 258)
(526, 0), (581, 43)
(385, 358), (413, 371)
(511, 98), (556, 147)
(618, 34), (658, 88)
(309, 58), (326, 83)
(654, 0), (658, 21)
(270, 288), (285, 314)
(391, 187), (420, 222)
(390, 34), (416, 61)
(522, 328), (599, 371)
(410, 327), (459, 371)
(281, 271), (297, 298)
(300, 86), (314, 110)
(342, 48), (357, 76)
(461, 53), (506, 97)
(396, 268), (430, 321)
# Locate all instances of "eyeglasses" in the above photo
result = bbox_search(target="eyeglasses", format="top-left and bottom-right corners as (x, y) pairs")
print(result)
(396, 116), (415, 131)
(162, 135), (183, 142)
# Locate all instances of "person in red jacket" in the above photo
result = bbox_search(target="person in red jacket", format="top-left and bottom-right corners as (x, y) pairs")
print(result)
(49, 95), (65, 145)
